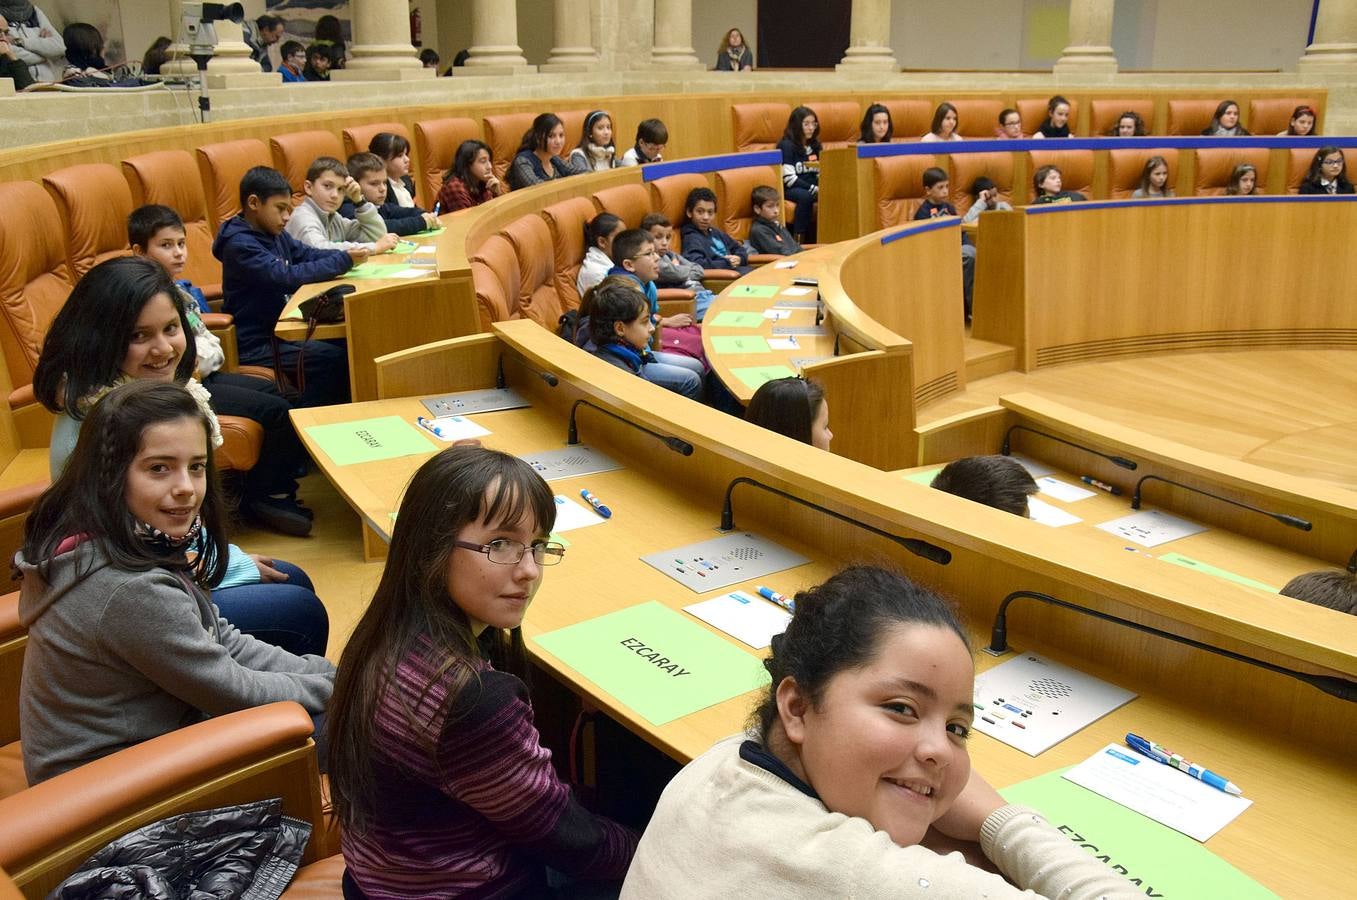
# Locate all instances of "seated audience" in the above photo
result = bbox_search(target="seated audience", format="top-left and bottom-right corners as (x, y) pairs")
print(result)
(286, 156), (398, 253)
(0, 14), (35, 89)
(715, 27), (753, 71)
(962, 176), (1013, 223)
(778, 105), (822, 243)
(568, 109), (619, 173)
(419, 47), (439, 69)
(914, 167), (975, 321)
(369, 131), (423, 209)
(277, 40), (305, 82)
(4, 1), (64, 82)
(1280, 569), (1357, 615)
(995, 108), (1024, 139)
(859, 103), (893, 143)
(620, 118), (668, 167)
(507, 113), (574, 190)
(930, 455), (1038, 517)
(313, 14), (346, 68)
(344, 152), (438, 236)
(642, 212), (716, 322)
(1110, 111), (1147, 136)
(1299, 147), (1354, 195)
(581, 276), (703, 401)
(922, 102), (963, 142)
(623, 566), (1142, 898)
(1032, 165), (1085, 204)
(140, 35), (171, 76)
(577, 212), (624, 297)
(745, 377), (831, 450)
(1132, 156), (1174, 198)
(1202, 100), (1249, 136)
(1031, 95), (1072, 139)
(1280, 105), (1317, 136)
(61, 21), (110, 82)
(1225, 163), (1260, 196)
(748, 184), (802, 256)
(303, 43), (330, 81)
(437, 139), (504, 212)
(681, 186), (750, 275)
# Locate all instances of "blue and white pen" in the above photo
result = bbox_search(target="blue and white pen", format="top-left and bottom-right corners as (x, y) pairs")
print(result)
(756, 585), (795, 613)
(416, 416), (451, 439)
(432, 201), (442, 216)
(580, 489), (612, 519)
(1125, 733), (1242, 795)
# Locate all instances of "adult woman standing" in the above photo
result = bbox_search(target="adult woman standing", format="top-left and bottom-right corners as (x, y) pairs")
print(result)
(1, 1), (64, 82)
(715, 27), (753, 71)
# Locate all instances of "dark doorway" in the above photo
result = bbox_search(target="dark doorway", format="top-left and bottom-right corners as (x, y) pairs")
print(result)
(757, 0), (852, 68)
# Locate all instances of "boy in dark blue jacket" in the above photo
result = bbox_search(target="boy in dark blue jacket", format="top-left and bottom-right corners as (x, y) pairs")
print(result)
(679, 187), (750, 275)
(912, 167), (976, 323)
(212, 165), (360, 407)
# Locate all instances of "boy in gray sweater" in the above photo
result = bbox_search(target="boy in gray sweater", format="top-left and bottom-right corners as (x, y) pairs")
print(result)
(642, 212), (715, 322)
(285, 156), (399, 253)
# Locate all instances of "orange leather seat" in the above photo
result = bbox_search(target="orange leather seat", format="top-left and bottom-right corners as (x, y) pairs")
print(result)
(943, 99), (1006, 139)
(873, 156), (934, 228)
(808, 101), (860, 149)
(880, 100), (932, 142)
(1248, 97), (1319, 136)
(0, 591), (24, 801)
(501, 216), (566, 330)
(1194, 148), (1270, 196)
(41, 164), (134, 280)
(946, 152), (1016, 217)
(714, 165), (783, 242)
(0, 181), (73, 408)
(648, 174), (708, 232)
(555, 109), (592, 151)
(122, 149), (224, 297)
(342, 121), (410, 159)
(270, 131), (345, 207)
(1166, 99), (1222, 136)
(483, 113), (537, 184)
(471, 234), (522, 330)
(1287, 147), (1317, 193)
(590, 183), (652, 228)
(1017, 97), (1080, 136)
(196, 139), (271, 231)
(414, 117), (482, 207)
(1107, 148), (1180, 199)
(542, 196), (598, 312)
(1027, 150), (1094, 201)
(1090, 99), (1155, 136)
(731, 103), (791, 152)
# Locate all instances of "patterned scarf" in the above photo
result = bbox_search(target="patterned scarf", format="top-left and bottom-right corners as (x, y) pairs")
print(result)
(134, 514), (204, 552)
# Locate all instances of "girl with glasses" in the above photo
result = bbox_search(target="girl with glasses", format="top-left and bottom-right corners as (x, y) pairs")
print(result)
(1299, 147), (1354, 195)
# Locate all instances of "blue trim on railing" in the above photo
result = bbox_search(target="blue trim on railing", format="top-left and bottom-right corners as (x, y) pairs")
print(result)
(880, 218), (959, 244)
(1024, 194), (1357, 215)
(1308, 0), (1320, 46)
(856, 135), (1357, 159)
(641, 151), (782, 181)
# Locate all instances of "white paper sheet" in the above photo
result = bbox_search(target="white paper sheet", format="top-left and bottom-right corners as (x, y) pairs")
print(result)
(551, 494), (609, 531)
(1027, 497), (1083, 527)
(1064, 743), (1253, 842)
(779, 286), (814, 296)
(1036, 476), (1097, 502)
(973, 654), (1136, 755)
(684, 590), (792, 649)
(1010, 454), (1055, 477)
(388, 267), (432, 279)
(762, 308), (791, 320)
(420, 415), (491, 442)
(1096, 510), (1207, 548)
(768, 337), (800, 351)
(773, 260), (798, 269)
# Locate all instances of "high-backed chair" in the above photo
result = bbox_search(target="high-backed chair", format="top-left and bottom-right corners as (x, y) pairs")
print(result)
(873, 156), (934, 228)
(270, 131), (345, 206)
(731, 103), (791, 152)
(1027, 150), (1095, 201)
(41, 164), (134, 280)
(483, 113), (537, 183)
(342, 121), (410, 160)
(555, 109), (592, 150)
(1287, 147), (1318, 193)
(541, 196), (598, 312)
(880, 100), (932, 142)
(0, 591), (26, 800)
(590, 183), (652, 228)
(1166, 99), (1222, 136)
(195, 139), (271, 230)
(808, 101), (861, 149)
(1016, 97), (1080, 136)
(648, 174), (708, 232)
(1248, 97), (1319, 136)
(946, 152), (1016, 217)
(121, 149), (223, 297)
(414, 117), (482, 206)
(470, 234), (520, 330)
(501, 216), (568, 330)
(1108, 148), (1180, 199)
(1090, 99), (1156, 136)
(944, 99), (1006, 139)
(714, 165), (783, 241)
(0, 182), (73, 408)
(1194, 148), (1270, 196)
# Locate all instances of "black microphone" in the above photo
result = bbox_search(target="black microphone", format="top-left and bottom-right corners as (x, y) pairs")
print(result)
(1001, 425), (1137, 470)
(497, 353), (558, 389)
(989, 590), (1357, 703)
(1131, 475), (1312, 531)
(567, 399), (693, 456)
(720, 476), (950, 565)
(1347, 548), (1356, 575)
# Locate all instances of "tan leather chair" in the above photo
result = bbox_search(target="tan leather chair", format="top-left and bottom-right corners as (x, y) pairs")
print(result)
(731, 103), (791, 152)
(483, 113), (537, 184)
(1090, 99), (1156, 136)
(943, 99), (1006, 139)
(470, 234), (522, 330)
(270, 131), (346, 207)
(1108, 148), (1180, 200)
(648, 174), (709, 233)
(195, 139), (271, 231)
(0, 866), (22, 899)
(41, 164), (134, 281)
(880, 100), (932, 142)
(0, 181), (74, 410)
(873, 156), (933, 228)
(122, 149), (224, 298)
(1027, 150), (1094, 201)
(0, 592), (25, 801)
(1016, 97), (1080, 136)
(1248, 97), (1319, 136)
(1194, 148), (1269, 196)
(946, 152), (1016, 217)
(714, 166), (787, 264)
(1287, 147), (1318, 193)
(342, 122), (410, 160)
(0, 702), (341, 898)
(414, 117), (482, 207)
(809, 101), (861, 149)
(1166, 99), (1222, 136)
(542, 196), (598, 313)
(555, 109), (592, 151)
(502, 216), (567, 330)
(590, 183), (652, 229)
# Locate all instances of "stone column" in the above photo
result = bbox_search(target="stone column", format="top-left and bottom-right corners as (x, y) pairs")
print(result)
(650, 0), (702, 69)
(1298, 0), (1357, 72)
(462, 0), (536, 75)
(1053, 0), (1118, 74)
(205, 18), (278, 88)
(836, 0), (898, 71)
(333, 0), (433, 81)
(542, 0), (600, 72)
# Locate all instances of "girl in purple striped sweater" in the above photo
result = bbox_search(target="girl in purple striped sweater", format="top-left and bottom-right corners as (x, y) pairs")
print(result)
(328, 447), (638, 898)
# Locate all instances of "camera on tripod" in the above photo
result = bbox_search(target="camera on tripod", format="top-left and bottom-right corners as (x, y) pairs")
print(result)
(181, 2), (245, 63)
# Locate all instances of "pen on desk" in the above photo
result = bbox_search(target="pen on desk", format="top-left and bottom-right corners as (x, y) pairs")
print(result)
(580, 488), (612, 519)
(1081, 475), (1123, 496)
(1125, 732), (1242, 795)
(432, 201), (441, 216)
(756, 585), (795, 613)
(416, 416), (450, 439)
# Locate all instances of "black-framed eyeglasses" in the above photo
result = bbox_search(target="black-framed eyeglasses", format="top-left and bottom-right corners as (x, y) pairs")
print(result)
(1321, 157), (1344, 166)
(628, 249), (659, 260)
(454, 538), (565, 566)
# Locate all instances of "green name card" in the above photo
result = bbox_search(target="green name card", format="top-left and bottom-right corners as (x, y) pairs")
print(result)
(711, 335), (771, 355)
(727, 284), (780, 299)
(731, 365), (797, 390)
(708, 310), (765, 328)
(304, 416), (436, 466)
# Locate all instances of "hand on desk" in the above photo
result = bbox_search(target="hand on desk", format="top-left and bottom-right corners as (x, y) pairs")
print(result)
(421, 212), (439, 230)
(725, 254), (742, 267)
(373, 233), (400, 254)
(347, 247), (370, 266)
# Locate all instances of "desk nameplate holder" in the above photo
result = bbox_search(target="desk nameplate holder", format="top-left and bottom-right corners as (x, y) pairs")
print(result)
(422, 388), (530, 418)
(642, 532), (810, 593)
(519, 446), (623, 481)
(771, 298), (818, 309)
(772, 325), (828, 337)
(789, 356), (830, 371)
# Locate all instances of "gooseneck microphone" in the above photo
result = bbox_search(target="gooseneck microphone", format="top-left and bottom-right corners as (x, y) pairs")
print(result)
(1001, 425), (1137, 470)
(1131, 475), (1312, 531)
(990, 590), (1357, 703)
(567, 399), (693, 456)
(497, 353), (559, 389)
(719, 476), (950, 565)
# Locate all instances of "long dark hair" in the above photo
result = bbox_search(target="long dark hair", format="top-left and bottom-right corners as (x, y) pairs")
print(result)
(930, 102), (959, 137)
(576, 110), (614, 153)
(22, 380), (228, 587)
(1137, 155), (1171, 196)
(1305, 146), (1351, 190)
(1205, 100), (1249, 135)
(368, 132), (411, 162)
(782, 106), (821, 150)
(447, 138), (493, 190)
(745, 377), (824, 445)
(858, 103), (893, 143)
(517, 113), (564, 155)
(327, 447), (556, 831)
(32, 256), (196, 418)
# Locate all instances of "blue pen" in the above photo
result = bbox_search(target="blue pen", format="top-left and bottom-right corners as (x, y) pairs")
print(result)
(580, 489), (612, 519)
(756, 585), (795, 613)
(416, 416), (451, 439)
(432, 201), (441, 216)
(1125, 733), (1242, 795)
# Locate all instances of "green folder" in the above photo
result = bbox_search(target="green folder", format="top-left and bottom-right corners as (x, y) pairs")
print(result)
(711, 335), (771, 355)
(727, 284), (780, 299)
(707, 310), (765, 328)
(731, 365), (797, 389)
(534, 601), (767, 725)
(903, 467), (943, 485)
(303, 416), (436, 466)
(342, 263), (415, 280)
(410, 226), (446, 236)
(1157, 553), (1278, 593)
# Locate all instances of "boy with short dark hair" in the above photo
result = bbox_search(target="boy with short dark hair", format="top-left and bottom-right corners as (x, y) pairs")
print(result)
(680, 187), (750, 274)
(303, 43), (330, 81)
(913, 166), (976, 322)
(930, 455), (1038, 517)
(747, 185), (802, 256)
(620, 119), (668, 167)
(279, 40), (306, 82)
(1280, 570), (1357, 615)
(343, 152), (438, 236)
(287, 156), (397, 253)
(212, 165), (358, 408)
(642, 212), (715, 322)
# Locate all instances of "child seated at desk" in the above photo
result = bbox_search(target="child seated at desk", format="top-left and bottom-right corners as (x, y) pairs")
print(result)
(581, 277), (703, 401)
(212, 165), (359, 408)
(930, 455), (1037, 517)
(369, 131), (422, 210)
(607, 228), (706, 373)
(1032, 165), (1086, 204)
(286, 156), (398, 253)
(745, 377), (832, 451)
(622, 566), (1141, 898)
(343, 151), (438, 236)
(619, 118), (667, 167)
(1281, 570), (1357, 615)
(577, 212), (623, 298)
(748, 185), (802, 256)
(914, 167), (976, 322)
(437, 139), (505, 213)
(680, 186), (750, 275)
(326, 446), (638, 898)
(642, 212), (716, 322)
